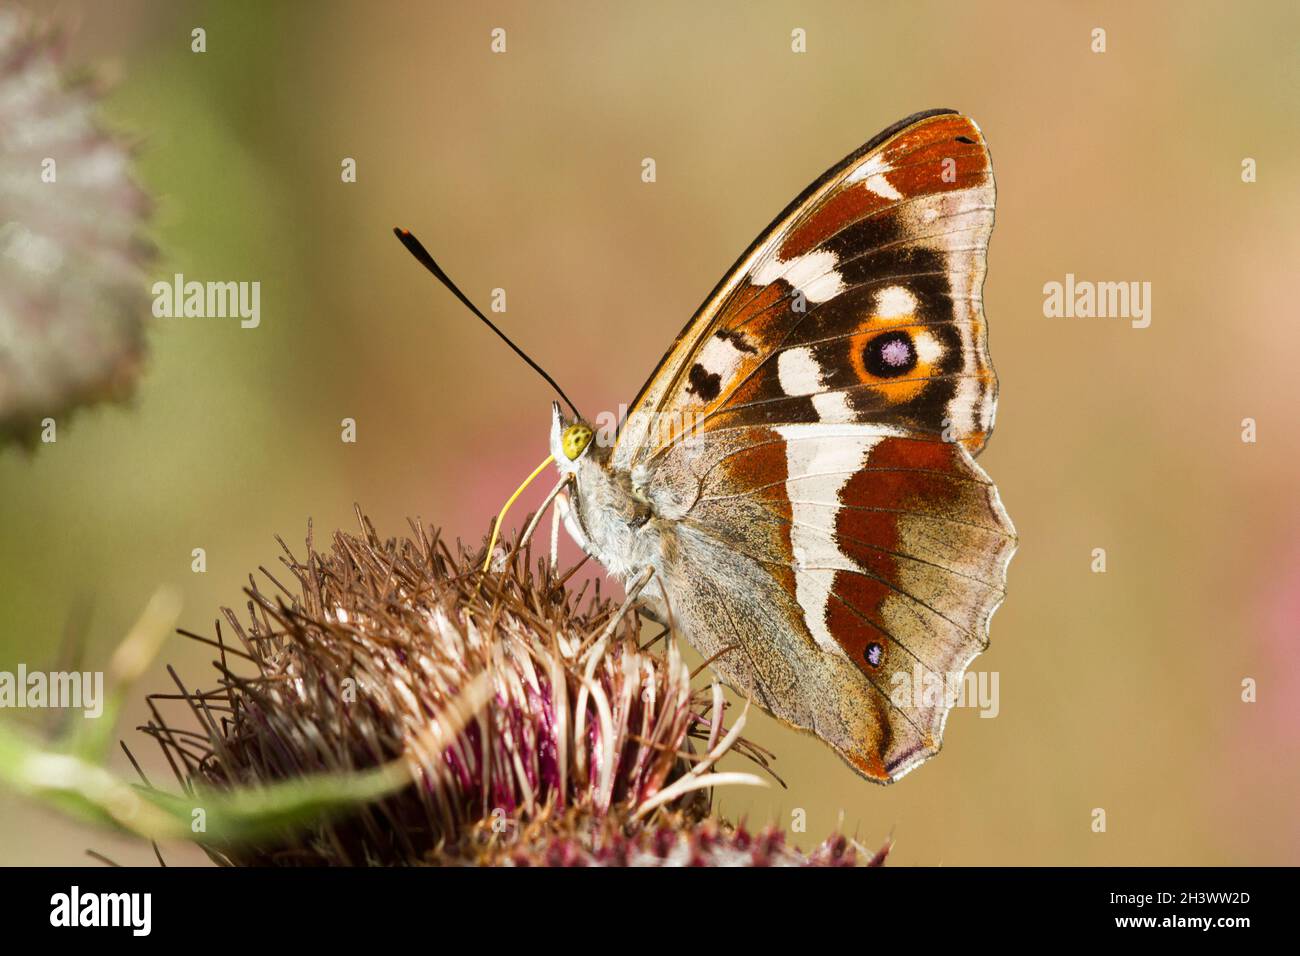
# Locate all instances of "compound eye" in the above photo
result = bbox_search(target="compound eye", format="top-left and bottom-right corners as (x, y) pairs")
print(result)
(561, 423), (594, 460)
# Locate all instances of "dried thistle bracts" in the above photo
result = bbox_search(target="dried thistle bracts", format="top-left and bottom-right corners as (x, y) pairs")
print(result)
(147, 511), (779, 865)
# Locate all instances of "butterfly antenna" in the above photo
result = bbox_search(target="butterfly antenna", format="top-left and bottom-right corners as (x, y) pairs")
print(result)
(393, 227), (582, 420)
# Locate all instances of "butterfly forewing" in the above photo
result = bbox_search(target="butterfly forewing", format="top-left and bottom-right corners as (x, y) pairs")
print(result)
(615, 109), (998, 467)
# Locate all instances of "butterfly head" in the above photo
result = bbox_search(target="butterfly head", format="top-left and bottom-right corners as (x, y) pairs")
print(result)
(549, 402), (596, 475)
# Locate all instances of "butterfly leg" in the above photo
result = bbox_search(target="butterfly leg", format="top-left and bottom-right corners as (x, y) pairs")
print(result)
(549, 492), (563, 570)
(512, 474), (572, 565)
(579, 565), (655, 658)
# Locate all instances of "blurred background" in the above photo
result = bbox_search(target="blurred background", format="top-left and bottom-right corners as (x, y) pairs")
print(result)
(1, 0), (1297, 865)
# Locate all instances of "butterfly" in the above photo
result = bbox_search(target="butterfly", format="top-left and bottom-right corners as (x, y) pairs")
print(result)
(397, 108), (1015, 784)
(542, 109), (1016, 784)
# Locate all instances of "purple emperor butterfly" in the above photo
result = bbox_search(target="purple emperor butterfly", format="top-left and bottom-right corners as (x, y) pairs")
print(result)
(402, 109), (1016, 783)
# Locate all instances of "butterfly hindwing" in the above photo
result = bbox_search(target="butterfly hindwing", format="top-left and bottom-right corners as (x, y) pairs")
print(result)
(646, 422), (1014, 780)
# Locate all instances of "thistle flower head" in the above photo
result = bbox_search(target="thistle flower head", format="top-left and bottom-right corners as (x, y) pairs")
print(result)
(146, 512), (882, 867)
(0, 8), (153, 446)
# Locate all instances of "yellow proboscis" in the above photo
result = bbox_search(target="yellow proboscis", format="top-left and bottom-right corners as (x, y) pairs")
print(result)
(482, 454), (556, 573)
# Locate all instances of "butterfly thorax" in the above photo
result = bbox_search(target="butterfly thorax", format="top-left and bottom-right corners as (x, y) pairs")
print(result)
(564, 448), (661, 580)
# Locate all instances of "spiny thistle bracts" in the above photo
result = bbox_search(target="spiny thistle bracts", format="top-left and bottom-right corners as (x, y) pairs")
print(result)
(142, 510), (887, 866)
